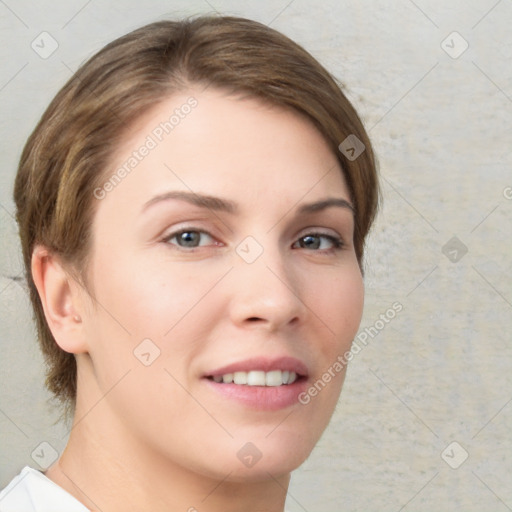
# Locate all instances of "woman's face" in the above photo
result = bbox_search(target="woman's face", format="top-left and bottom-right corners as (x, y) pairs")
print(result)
(78, 87), (364, 480)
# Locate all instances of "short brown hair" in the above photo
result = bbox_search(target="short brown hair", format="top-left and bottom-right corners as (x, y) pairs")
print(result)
(14, 15), (380, 415)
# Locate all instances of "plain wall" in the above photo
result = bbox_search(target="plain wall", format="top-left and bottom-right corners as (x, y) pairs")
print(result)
(1, 1), (511, 510)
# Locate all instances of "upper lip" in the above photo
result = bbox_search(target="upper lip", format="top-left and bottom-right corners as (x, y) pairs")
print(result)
(204, 356), (309, 378)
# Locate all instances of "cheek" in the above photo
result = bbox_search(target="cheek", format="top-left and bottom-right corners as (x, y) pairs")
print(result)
(87, 254), (229, 358)
(308, 268), (364, 350)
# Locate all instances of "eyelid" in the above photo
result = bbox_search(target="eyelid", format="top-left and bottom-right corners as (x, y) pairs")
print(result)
(295, 226), (344, 242)
(160, 219), (215, 238)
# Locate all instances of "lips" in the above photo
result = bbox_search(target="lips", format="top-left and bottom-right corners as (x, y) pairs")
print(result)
(202, 356), (309, 410)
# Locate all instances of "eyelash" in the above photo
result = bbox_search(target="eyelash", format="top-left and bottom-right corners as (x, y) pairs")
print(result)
(161, 228), (345, 253)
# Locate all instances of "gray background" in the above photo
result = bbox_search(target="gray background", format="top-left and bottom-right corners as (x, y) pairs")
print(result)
(1, 1), (511, 511)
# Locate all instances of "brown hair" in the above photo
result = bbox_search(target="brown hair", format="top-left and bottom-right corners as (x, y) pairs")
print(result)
(14, 15), (380, 416)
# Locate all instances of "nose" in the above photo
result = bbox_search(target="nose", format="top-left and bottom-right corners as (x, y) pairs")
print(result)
(228, 246), (306, 332)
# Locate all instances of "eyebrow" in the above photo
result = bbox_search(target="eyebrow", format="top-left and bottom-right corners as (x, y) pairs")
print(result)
(142, 190), (238, 214)
(141, 190), (354, 217)
(296, 197), (355, 216)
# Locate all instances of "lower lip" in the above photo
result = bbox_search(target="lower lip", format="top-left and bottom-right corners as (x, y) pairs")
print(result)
(203, 378), (308, 411)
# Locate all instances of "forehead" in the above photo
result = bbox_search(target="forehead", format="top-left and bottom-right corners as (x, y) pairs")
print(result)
(99, 88), (350, 217)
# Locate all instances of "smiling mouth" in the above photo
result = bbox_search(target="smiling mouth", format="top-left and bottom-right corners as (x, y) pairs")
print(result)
(203, 357), (309, 410)
(206, 370), (302, 386)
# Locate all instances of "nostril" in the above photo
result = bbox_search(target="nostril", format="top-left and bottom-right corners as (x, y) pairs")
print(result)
(244, 316), (300, 326)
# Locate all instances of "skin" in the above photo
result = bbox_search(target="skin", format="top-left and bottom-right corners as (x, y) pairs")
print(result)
(33, 87), (365, 512)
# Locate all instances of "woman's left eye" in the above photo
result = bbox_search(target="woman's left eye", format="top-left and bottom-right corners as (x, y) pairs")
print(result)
(163, 230), (215, 248)
(293, 233), (344, 251)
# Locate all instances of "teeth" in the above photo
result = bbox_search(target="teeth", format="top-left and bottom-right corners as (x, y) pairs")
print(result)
(265, 370), (282, 387)
(233, 371), (247, 385)
(213, 370), (299, 386)
(247, 371), (266, 386)
(222, 373), (233, 384)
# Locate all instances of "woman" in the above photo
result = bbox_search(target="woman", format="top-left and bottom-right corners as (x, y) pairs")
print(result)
(0, 15), (379, 511)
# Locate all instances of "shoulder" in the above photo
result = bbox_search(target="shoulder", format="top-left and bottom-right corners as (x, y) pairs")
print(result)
(0, 466), (89, 512)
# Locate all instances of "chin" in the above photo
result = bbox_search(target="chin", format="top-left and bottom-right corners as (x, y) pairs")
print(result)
(220, 452), (310, 483)
(213, 434), (316, 482)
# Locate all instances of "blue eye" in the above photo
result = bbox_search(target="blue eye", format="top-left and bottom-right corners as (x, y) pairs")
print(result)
(164, 230), (215, 248)
(293, 233), (344, 251)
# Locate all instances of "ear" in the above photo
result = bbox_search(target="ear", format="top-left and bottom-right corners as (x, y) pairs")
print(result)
(31, 245), (89, 354)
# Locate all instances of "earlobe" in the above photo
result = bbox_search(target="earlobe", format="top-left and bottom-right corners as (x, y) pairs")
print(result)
(31, 245), (88, 354)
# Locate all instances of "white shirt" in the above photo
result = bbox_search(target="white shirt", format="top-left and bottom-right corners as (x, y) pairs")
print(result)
(0, 466), (89, 512)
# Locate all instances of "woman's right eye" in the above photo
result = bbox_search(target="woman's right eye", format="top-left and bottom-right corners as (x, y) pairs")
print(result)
(163, 229), (216, 249)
